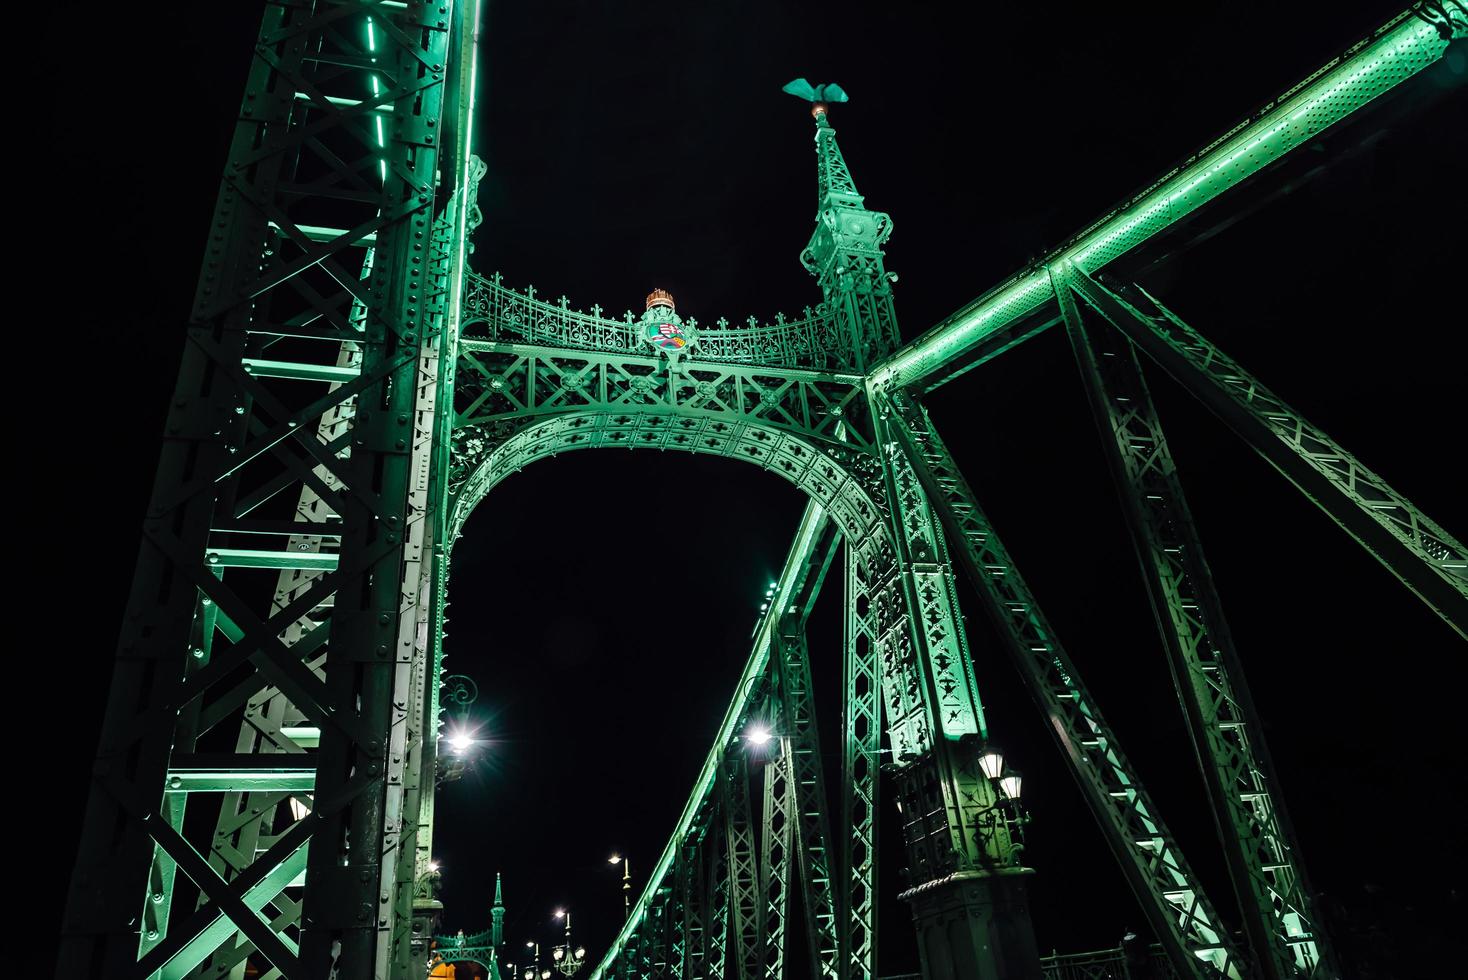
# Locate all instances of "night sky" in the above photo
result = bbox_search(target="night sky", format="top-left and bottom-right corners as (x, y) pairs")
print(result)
(40, 2), (1465, 978)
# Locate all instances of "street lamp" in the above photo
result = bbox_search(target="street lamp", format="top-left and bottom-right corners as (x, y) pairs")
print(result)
(437, 673), (482, 783)
(974, 743), (1029, 863)
(550, 910), (586, 976)
(521, 942), (551, 980)
(608, 853), (631, 919)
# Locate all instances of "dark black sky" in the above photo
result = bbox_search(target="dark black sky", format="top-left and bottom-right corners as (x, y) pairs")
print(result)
(40, 1), (1465, 977)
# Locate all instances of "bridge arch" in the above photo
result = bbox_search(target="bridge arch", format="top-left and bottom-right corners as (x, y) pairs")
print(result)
(443, 407), (942, 768)
(449, 411), (887, 552)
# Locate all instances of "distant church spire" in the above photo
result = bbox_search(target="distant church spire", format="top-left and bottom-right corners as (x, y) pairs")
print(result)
(492, 871), (505, 948)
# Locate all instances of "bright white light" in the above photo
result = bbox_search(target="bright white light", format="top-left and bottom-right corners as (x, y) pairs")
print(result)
(429, 861), (440, 873)
(448, 732), (473, 753)
(526, 942), (535, 949)
(554, 909), (566, 919)
(978, 746), (1004, 781)
(542, 971), (552, 979)
(746, 726), (772, 746)
(575, 947), (585, 958)
(999, 770), (1023, 800)
(553, 949), (564, 961)
(608, 854), (622, 864)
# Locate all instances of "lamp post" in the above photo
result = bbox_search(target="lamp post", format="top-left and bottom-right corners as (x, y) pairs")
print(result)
(607, 854), (631, 920)
(521, 942), (551, 980)
(437, 673), (482, 785)
(550, 909), (586, 976)
(975, 743), (1029, 863)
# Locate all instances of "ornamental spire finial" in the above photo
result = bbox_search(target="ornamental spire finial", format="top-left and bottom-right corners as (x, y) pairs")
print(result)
(782, 77), (849, 120)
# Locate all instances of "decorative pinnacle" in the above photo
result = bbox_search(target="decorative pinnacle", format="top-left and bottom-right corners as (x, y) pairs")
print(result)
(646, 287), (676, 311)
(782, 77), (849, 118)
(493, 871), (503, 908)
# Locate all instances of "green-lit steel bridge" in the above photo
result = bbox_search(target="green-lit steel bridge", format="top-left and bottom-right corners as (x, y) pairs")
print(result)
(59, 3), (1465, 979)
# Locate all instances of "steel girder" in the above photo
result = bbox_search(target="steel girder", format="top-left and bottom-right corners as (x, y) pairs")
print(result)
(724, 750), (761, 980)
(773, 625), (843, 980)
(842, 546), (882, 980)
(758, 735), (793, 980)
(706, 829), (731, 980)
(1057, 269), (1337, 979)
(589, 501), (842, 980)
(451, 340), (871, 469)
(1064, 268), (1467, 640)
(61, 3), (470, 978)
(877, 390), (1246, 980)
(871, 5), (1464, 392)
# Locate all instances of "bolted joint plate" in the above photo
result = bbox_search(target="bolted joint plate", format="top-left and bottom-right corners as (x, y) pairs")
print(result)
(303, 864), (383, 930)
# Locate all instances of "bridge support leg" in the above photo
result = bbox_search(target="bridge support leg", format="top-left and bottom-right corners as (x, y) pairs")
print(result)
(893, 751), (1041, 980)
(904, 871), (1040, 980)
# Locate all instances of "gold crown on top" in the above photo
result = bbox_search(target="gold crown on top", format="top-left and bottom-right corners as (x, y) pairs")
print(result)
(645, 288), (676, 311)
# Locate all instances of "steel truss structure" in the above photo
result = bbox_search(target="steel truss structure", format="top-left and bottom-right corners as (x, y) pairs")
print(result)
(62, 3), (1464, 980)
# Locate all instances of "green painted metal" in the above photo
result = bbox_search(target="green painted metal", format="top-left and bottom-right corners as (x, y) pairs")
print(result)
(154, 844), (310, 980)
(871, 7), (1462, 393)
(841, 545), (882, 980)
(877, 389), (1244, 979)
(774, 626), (842, 980)
(68, 4), (1463, 978)
(758, 712), (793, 980)
(240, 358), (363, 383)
(1057, 267), (1337, 979)
(434, 926), (499, 971)
(587, 501), (836, 980)
(1066, 269), (1468, 640)
(60, 2), (476, 977)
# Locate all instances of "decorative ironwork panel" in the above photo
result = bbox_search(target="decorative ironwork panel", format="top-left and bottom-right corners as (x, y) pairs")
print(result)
(462, 271), (852, 371)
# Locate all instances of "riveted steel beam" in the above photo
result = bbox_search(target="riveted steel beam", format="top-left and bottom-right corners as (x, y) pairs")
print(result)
(872, 8), (1460, 392)
(1058, 267), (1337, 978)
(878, 389), (1247, 979)
(1068, 268), (1468, 640)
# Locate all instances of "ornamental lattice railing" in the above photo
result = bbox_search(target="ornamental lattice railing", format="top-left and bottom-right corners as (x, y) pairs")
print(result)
(461, 271), (852, 371)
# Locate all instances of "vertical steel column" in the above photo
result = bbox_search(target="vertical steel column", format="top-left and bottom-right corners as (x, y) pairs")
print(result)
(759, 687), (793, 980)
(678, 831), (706, 980)
(774, 626), (842, 980)
(842, 546), (881, 980)
(867, 394), (1046, 980)
(1057, 268), (1336, 979)
(651, 885), (672, 980)
(62, 4), (458, 977)
(299, 2), (455, 970)
(705, 822), (730, 980)
(722, 754), (760, 980)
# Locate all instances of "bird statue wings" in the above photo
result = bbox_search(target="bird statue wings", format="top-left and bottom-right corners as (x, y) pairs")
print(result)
(781, 78), (849, 104)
